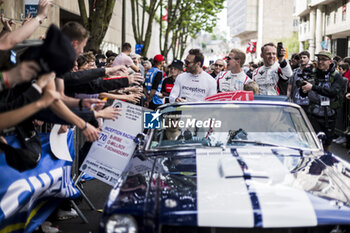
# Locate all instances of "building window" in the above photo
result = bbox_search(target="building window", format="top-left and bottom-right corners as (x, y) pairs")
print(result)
(342, 0), (347, 21)
(293, 19), (298, 27)
(334, 10), (337, 24)
(326, 13), (330, 25)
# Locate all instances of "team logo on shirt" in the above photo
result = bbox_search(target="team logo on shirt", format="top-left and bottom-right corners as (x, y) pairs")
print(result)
(182, 86), (206, 94)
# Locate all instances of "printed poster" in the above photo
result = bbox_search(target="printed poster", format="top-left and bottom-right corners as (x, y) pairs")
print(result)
(80, 101), (143, 186)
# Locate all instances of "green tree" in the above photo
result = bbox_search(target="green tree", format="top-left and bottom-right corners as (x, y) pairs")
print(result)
(78, 0), (116, 51)
(159, 0), (181, 60)
(170, 0), (225, 59)
(276, 32), (300, 58)
(130, 0), (161, 56)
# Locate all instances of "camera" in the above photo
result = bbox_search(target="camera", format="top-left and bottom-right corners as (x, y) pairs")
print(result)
(296, 79), (307, 88)
(296, 66), (313, 87)
(296, 66), (314, 97)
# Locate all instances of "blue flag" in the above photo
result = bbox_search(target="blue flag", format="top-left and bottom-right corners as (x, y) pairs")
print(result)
(135, 44), (144, 54)
(0, 131), (80, 233)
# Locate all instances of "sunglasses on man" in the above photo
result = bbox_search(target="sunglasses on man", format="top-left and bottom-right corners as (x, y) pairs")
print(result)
(225, 56), (240, 61)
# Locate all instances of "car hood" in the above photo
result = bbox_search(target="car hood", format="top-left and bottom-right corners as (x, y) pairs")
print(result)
(107, 147), (350, 228)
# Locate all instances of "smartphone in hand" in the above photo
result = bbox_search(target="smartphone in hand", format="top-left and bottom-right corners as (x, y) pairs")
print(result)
(277, 42), (284, 58)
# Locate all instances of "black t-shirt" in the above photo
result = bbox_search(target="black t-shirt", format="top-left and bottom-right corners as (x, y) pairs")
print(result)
(151, 71), (163, 90)
(161, 77), (175, 103)
(210, 72), (218, 79)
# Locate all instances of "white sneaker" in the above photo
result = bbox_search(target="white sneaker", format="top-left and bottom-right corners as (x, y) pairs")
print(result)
(41, 221), (59, 233)
(333, 136), (342, 142)
(335, 136), (346, 144)
(56, 208), (78, 220)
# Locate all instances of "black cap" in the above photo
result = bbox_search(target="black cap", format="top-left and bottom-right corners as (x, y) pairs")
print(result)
(169, 59), (184, 71)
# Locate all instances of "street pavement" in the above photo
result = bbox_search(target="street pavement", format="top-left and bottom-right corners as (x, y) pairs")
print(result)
(52, 143), (350, 233)
(52, 179), (112, 233)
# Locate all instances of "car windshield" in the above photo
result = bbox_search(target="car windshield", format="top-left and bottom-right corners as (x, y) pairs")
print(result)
(148, 103), (319, 150)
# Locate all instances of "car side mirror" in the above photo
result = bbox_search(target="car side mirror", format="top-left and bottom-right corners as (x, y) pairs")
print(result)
(317, 132), (327, 144)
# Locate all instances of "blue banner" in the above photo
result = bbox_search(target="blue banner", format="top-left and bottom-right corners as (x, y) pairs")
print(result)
(0, 131), (80, 233)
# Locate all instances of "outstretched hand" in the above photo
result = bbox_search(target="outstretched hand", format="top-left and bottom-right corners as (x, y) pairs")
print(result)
(37, 0), (52, 19)
(1, 14), (15, 32)
(127, 73), (143, 86)
(82, 98), (106, 110)
(95, 106), (122, 120)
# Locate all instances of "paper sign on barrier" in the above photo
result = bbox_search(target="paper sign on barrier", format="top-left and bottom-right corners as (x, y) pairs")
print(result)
(50, 124), (73, 162)
(80, 101), (143, 186)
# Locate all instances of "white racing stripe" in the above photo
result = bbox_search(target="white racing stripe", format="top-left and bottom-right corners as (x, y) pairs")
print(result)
(237, 147), (317, 227)
(196, 148), (254, 227)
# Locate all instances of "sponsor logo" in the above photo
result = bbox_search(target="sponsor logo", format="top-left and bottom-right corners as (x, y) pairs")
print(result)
(144, 111), (222, 129)
(143, 110), (161, 129)
(181, 86), (206, 94)
(163, 118), (221, 128)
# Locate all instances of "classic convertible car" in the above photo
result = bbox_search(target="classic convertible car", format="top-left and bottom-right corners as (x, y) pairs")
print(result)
(100, 101), (350, 233)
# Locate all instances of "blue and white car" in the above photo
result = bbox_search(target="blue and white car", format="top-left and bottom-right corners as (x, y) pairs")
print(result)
(100, 101), (350, 233)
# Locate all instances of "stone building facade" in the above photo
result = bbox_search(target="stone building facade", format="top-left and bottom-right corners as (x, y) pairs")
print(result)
(296, 0), (350, 60)
(0, 0), (161, 56)
(227, 0), (295, 58)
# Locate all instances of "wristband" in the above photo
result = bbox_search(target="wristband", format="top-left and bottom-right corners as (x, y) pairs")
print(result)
(79, 99), (83, 111)
(2, 72), (10, 88)
(80, 122), (88, 131)
(35, 16), (43, 24)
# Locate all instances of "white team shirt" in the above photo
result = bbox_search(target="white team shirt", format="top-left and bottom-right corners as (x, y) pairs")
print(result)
(169, 71), (217, 103)
(252, 61), (292, 95)
(216, 70), (252, 92)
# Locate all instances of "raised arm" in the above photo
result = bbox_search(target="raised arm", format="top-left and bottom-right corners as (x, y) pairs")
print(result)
(0, 0), (52, 50)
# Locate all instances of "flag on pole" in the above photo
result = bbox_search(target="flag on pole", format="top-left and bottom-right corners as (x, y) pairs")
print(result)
(246, 42), (257, 53)
(162, 5), (168, 21)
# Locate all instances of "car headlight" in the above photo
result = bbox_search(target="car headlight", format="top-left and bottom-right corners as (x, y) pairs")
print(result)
(105, 214), (138, 233)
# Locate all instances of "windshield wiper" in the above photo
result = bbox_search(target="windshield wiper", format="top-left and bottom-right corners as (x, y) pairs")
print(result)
(229, 139), (282, 147)
(155, 142), (207, 149)
(228, 139), (306, 155)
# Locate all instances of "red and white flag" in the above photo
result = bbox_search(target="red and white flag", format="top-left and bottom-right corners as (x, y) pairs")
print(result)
(246, 41), (257, 53)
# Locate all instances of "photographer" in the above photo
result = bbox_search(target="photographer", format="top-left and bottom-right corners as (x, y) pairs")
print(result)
(301, 51), (343, 151)
(287, 50), (313, 112)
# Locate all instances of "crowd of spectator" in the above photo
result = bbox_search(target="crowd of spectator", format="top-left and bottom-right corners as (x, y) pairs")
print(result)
(1, 0), (350, 231)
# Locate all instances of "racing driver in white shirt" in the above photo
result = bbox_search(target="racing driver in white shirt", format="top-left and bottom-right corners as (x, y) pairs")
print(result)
(216, 48), (252, 92)
(253, 42), (293, 95)
(169, 49), (217, 102)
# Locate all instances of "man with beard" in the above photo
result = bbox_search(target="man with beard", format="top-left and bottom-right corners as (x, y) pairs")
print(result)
(169, 49), (216, 103)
